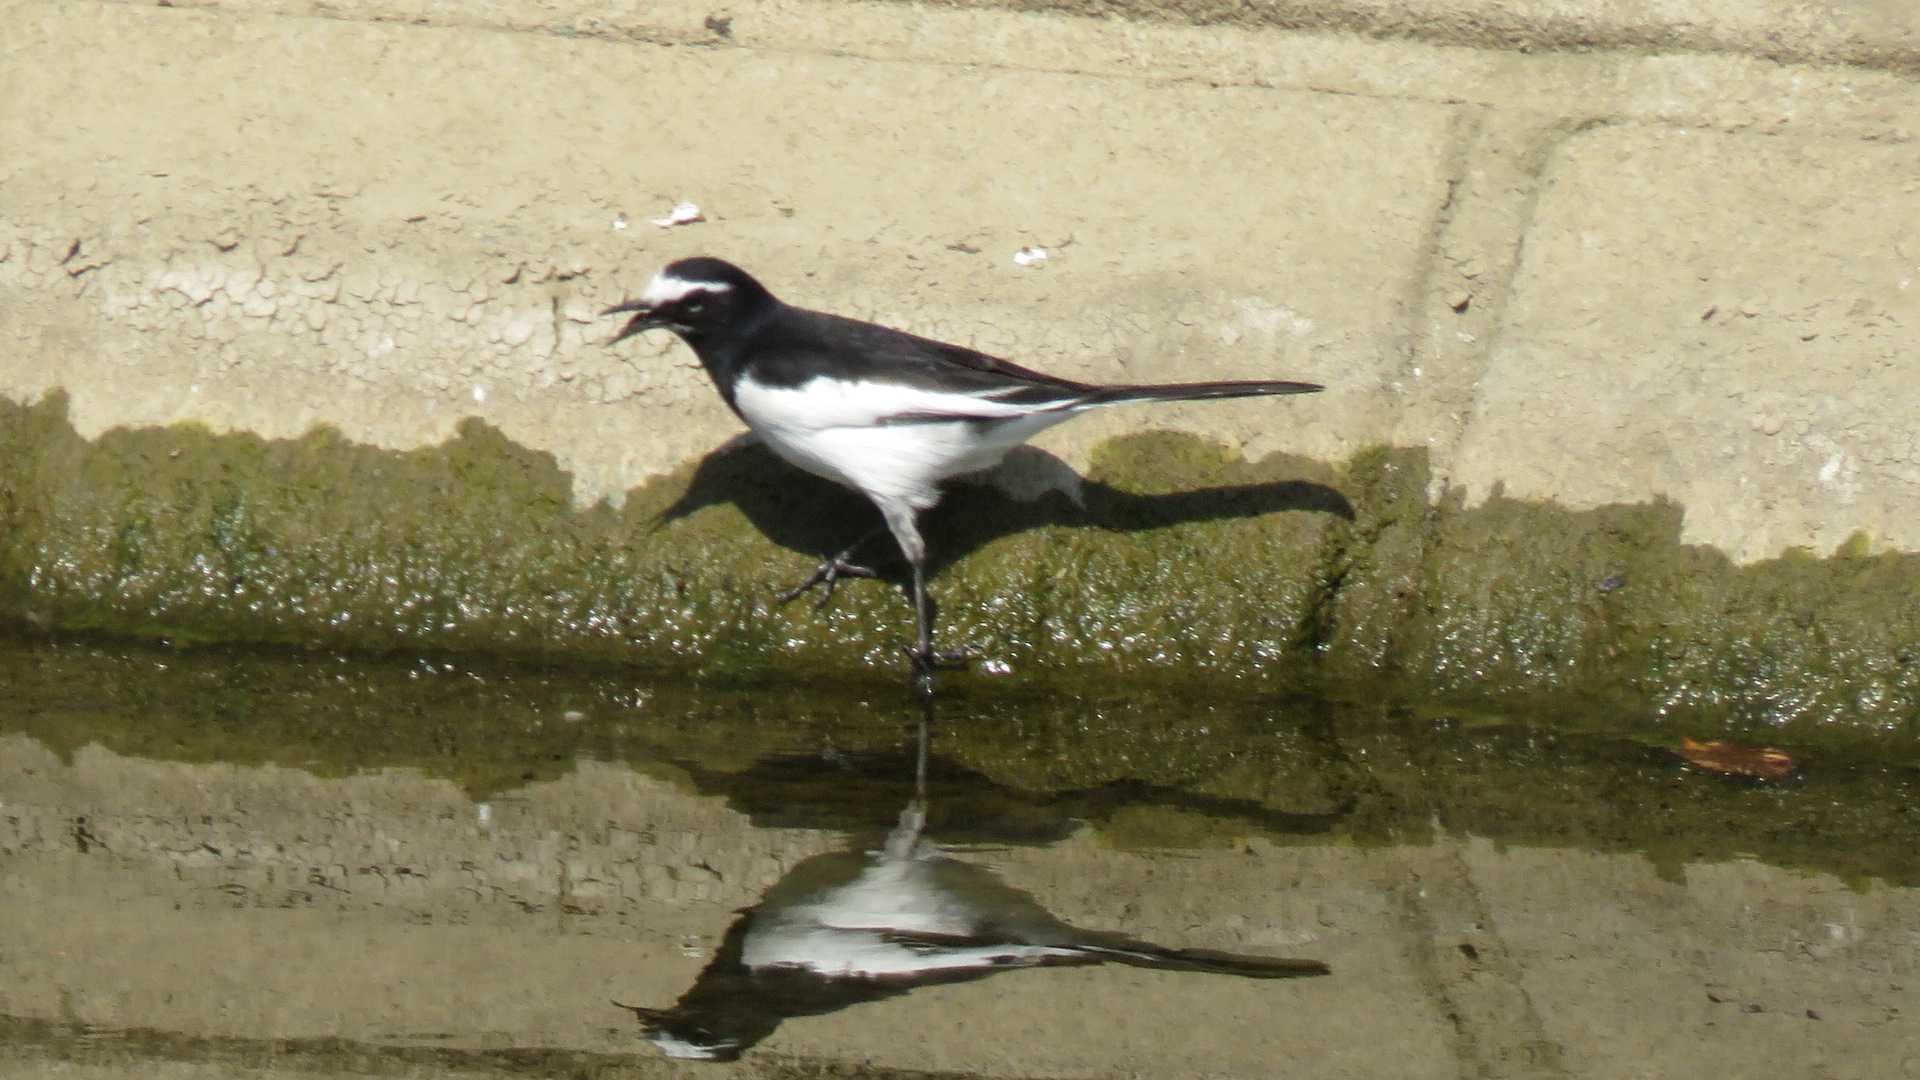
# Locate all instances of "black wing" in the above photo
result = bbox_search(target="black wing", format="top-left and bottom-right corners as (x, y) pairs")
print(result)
(752, 307), (1096, 408)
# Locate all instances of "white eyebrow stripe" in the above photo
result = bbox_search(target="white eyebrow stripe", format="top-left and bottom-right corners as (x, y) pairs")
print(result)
(641, 272), (733, 306)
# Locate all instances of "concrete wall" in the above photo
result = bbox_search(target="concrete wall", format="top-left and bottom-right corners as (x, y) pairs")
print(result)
(3, 0), (1919, 715)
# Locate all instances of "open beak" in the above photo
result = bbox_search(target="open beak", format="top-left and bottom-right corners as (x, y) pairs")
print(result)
(602, 299), (660, 345)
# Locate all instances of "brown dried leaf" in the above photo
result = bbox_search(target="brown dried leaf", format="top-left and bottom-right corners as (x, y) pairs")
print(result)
(1678, 736), (1797, 780)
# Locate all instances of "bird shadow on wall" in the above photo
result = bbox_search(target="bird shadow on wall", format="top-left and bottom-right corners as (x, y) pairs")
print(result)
(647, 433), (1355, 584)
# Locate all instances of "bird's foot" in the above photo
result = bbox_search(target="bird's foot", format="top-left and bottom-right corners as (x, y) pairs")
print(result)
(776, 556), (879, 610)
(904, 644), (970, 693)
(905, 643), (970, 668)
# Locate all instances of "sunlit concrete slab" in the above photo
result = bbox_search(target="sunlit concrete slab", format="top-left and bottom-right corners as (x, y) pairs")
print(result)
(0, 0), (1454, 508)
(1452, 125), (1920, 561)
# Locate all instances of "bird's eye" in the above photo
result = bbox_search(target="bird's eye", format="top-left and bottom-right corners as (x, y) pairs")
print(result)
(684, 299), (705, 315)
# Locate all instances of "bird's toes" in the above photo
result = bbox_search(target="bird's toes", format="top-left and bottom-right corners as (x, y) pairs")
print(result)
(776, 558), (880, 609)
(903, 644), (971, 670)
(774, 578), (821, 606)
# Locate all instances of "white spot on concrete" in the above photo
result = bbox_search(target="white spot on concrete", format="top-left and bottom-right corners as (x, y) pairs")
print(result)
(650, 201), (704, 228)
(1013, 245), (1048, 267)
(472, 384), (487, 403)
(501, 314), (536, 347)
(1229, 296), (1314, 337)
(1808, 435), (1861, 502)
(228, 264), (260, 297)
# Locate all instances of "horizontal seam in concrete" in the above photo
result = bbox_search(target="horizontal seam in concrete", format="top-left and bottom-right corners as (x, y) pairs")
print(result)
(901, 0), (1920, 79)
(89, 0), (1920, 113)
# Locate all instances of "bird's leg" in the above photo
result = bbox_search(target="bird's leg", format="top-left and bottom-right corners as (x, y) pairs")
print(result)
(906, 559), (969, 691)
(872, 499), (967, 690)
(910, 561), (936, 662)
(776, 528), (882, 610)
(883, 690), (930, 859)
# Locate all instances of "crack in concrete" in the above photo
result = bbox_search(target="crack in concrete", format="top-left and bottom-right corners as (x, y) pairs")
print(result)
(1390, 845), (1572, 1079)
(1422, 113), (1610, 496)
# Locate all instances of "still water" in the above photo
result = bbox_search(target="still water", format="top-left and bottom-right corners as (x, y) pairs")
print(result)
(1, 632), (1915, 1078)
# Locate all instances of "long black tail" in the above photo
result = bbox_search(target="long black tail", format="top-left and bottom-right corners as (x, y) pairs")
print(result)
(878, 926), (1331, 978)
(1082, 379), (1323, 406)
(1068, 929), (1332, 978)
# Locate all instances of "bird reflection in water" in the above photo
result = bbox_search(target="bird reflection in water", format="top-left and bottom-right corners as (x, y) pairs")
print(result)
(617, 695), (1330, 1061)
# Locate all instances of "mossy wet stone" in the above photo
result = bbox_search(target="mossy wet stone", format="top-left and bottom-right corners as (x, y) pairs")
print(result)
(927, 430), (1351, 675)
(0, 393), (1351, 681)
(2, 391), (794, 664)
(1310, 444), (1432, 672)
(1396, 489), (1920, 743)
(2, 389), (1919, 745)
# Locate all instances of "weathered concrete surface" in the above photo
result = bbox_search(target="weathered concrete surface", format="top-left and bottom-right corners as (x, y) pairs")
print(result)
(892, 0), (1920, 73)
(1, 0), (1451, 503)
(2, 729), (1916, 1078)
(4, 1), (1920, 707)
(1453, 126), (1920, 562)
(4, 0), (1917, 551)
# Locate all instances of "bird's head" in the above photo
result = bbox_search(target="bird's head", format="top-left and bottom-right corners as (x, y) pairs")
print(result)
(603, 256), (773, 346)
(615, 1002), (747, 1062)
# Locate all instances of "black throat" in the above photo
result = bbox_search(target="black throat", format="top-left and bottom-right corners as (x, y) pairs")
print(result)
(672, 304), (774, 410)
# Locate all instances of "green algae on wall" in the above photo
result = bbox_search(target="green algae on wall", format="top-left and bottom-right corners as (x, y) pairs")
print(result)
(2, 389), (1918, 744)
(1391, 490), (1920, 743)
(0, 391), (1350, 681)
(0, 390), (811, 664)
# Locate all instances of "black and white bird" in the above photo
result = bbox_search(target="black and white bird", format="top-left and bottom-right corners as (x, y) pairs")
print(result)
(619, 797), (1331, 1061)
(605, 257), (1322, 671)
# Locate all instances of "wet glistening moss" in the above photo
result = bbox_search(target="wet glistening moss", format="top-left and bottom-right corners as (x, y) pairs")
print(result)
(2, 390), (1916, 746)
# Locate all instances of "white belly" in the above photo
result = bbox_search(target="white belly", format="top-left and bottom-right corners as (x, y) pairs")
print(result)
(741, 859), (1075, 977)
(735, 375), (1077, 511)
